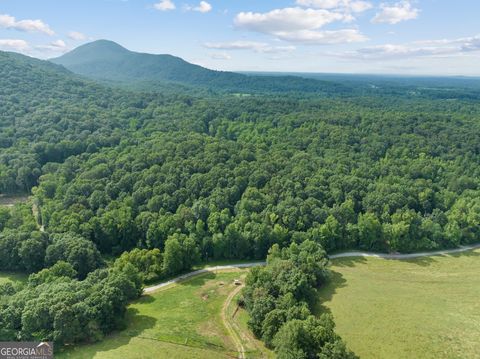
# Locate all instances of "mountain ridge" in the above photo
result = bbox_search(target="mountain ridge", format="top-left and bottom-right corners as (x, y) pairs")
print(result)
(51, 40), (350, 94)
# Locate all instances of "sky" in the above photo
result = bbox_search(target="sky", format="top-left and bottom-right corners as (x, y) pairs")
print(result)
(0, 0), (479, 76)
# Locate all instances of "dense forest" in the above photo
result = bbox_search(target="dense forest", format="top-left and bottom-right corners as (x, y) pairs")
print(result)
(1, 46), (480, 349)
(33, 91), (480, 257)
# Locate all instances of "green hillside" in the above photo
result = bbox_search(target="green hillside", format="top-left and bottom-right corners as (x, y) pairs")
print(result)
(51, 40), (349, 94)
(0, 50), (145, 194)
(1, 45), (480, 355)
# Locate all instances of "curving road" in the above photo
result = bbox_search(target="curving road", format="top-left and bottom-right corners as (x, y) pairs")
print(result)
(142, 244), (480, 359)
(143, 262), (265, 294)
(143, 243), (480, 294)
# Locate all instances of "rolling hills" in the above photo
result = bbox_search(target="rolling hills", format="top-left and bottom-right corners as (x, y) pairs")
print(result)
(1, 42), (480, 357)
(51, 40), (350, 94)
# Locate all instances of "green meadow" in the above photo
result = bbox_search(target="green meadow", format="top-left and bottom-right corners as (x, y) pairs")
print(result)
(57, 270), (248, 359)
(317, 249), (480, 359)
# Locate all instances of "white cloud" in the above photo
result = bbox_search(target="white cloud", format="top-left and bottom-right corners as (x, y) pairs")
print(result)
(461, 37), (480, 52)
(332, 35), (480, 60)
(234, 7), (367, 45)
(296, 0), (373, 13)
(68, 31), (87, 41)
(411, 35), (480, 53)
(36, 39), (69, 53)
(204, 41), (296, 53)
(296, 0), (343, 9)
(154, 0), (176, 11)
(48, 39), (67, 49)
(0, 14), (54, 35)
(193, 1), (212, 13)
(210, 52), (232, 60)
(184, 1), (212, 13)
(355, 44), (455, 58)
(349, 1), (374, 13)
(235, 8), (346, 33)
(372, 1), (419, 24)
(274, 29), (367, 44)
(0, 39), (30, 51)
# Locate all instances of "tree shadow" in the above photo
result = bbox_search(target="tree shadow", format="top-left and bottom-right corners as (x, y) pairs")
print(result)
(331, 256), (367, 267)
(137, 294), (156, 304)
(313, 270), (347, 316)
(332, 248), (480, 268)
(178, 271), (217, 287)
(401, 255), (437, 267)
(57, 308), (157, 358)
(401, 248), (480, 267)
(449, 249), (480, 259)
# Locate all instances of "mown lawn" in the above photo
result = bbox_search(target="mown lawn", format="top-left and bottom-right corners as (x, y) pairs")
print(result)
(58, 270), (247, 359)
(317, 249), (480, 359)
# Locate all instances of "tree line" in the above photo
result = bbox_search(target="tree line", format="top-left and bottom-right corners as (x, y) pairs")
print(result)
(242, 241), (357, 358)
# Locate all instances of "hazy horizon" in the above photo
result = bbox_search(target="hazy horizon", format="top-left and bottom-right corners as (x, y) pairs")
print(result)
(1, 0), (479, 76)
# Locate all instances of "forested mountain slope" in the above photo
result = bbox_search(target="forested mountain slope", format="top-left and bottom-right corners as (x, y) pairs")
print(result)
(2, 48), (480, 260)
(1, 46), (480, 350)
(51, 40), (350, 94)
(0, 50), (177, 194)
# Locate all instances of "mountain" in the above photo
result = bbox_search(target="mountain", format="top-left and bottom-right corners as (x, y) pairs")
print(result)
(51, 40), (349, 94)
(0, 49), (148, 194)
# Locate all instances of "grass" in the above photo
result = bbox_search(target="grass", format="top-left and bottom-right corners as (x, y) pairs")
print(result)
(58, 270), (249, 359)
(0, 272), (27, 285)
(230, 293), (275, 358)
(316, 249), (480, 359)
(0, 193), (29, 207)
(195, 259), (264, 269)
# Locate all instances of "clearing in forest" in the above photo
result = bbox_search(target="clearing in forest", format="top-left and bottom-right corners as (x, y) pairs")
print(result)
(57, 271), (251, 359)
(317, 249), (480, 359)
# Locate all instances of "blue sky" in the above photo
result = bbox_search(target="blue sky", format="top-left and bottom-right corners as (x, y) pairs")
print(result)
(0, 0), (479, 75)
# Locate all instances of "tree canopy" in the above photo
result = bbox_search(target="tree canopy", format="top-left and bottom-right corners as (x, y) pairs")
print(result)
(1, 47), (480, 351)
(242, 241), (357, 358)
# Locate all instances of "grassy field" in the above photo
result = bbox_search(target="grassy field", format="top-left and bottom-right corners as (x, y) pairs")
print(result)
(58, 270), (250, 359)
(317, 249), (480, 359)
(0, 272), (27, 285)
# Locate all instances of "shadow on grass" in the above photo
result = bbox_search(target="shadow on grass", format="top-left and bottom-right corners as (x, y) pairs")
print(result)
(332, 248), (480, 268)
(137, 294), (156, 304)
(57, 308), (157, 358)
(449, 249), (480, 259)
(402, 256), (437, 267)
(331, 256), (367, 267)
(120, 308), (157, 336)
(313, 270), (347, 316)
(404, 248), (480, 267)
(332, 253), (439, 268)
(178, 272), (217, 287)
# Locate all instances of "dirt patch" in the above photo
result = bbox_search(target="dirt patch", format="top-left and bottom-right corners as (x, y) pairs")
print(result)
(222, 285), (246, 359)
(0, 194), (29, 207)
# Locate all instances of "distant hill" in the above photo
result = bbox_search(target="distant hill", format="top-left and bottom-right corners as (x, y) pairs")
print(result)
(51, 40), (350, 94)
(0, 49), (143, 194)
